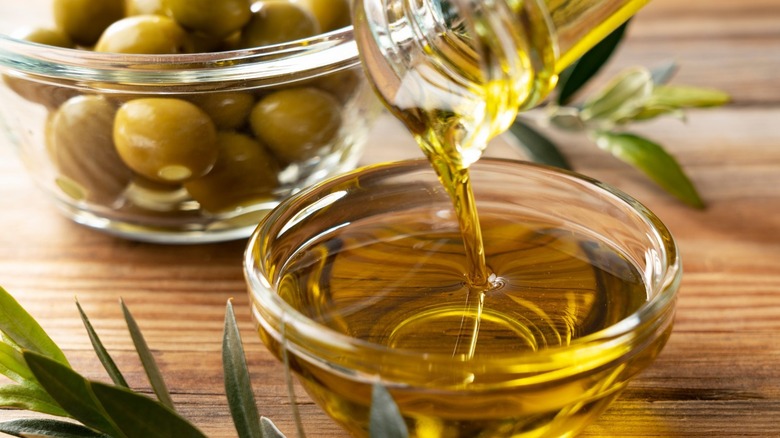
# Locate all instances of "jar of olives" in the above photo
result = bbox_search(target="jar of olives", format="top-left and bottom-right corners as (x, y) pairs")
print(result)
(0, 0), (378, 243)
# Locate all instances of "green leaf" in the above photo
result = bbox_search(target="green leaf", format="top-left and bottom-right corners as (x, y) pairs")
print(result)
(259, 417), (286, 438)
(649, 84), (731, 108)
(121, 299), (175, 411)
(22, 351), (123, 437)
(0, 343), (35, 384)
(223, 300), (262, 438)
(556, 21), (631, 105)
(0, 383), (69, 417)
(508, 120), (572, 169)
(0, 286), (69, 367)
(76, 300), (129, 388)
(368, 384), (408, 438)
(650, 61), (679, 85)
(0, 418), (109, 438)
(595, 132), (705, 208)
(90, 382), (208, 438)
(581, 67), (653, 123)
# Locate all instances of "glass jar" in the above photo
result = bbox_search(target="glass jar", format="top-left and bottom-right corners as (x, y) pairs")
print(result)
(0, 1), (379, 243)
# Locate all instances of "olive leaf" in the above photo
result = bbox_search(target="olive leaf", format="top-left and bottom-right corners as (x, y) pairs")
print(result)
(259, 417), (286, 438)
(22, 351), (124, 437)
(0, 418), (110, 438)
(0, 342), (35, 384)
(0, 286), (69, 366)
(369, 383), (408, 438)
(223, 300), (263, 438)
(120, 299), (175, 411)
(595, 131), (704, 208)
(648, 84), (731, 108)
(76, 299), (129, 389)
(581, 67), (654, 124)
(0, 382), (69, 417)
(508, 119), (571, 169)
(90, 382), (208, 438)
(557, 21), (631, 105)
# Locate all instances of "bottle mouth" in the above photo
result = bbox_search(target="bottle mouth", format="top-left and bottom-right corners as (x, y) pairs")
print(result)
(244, 158), (681, 385)
(0, 26), (360, 92)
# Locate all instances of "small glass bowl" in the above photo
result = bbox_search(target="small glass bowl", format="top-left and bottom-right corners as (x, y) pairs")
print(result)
(0, 3), (378, 243)
(245, 158), (681, 437)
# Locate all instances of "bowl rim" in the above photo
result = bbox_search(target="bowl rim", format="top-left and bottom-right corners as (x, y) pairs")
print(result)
(0, 26), (359, 89)
(243, 157), (682, 376)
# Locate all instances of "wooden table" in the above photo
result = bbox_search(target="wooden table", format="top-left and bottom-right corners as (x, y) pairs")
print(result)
(1, 0), (779, 436)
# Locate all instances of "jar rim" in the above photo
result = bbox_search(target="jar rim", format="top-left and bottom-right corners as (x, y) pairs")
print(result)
(0, 26), (359, 91)
(244, 158), (681, 378)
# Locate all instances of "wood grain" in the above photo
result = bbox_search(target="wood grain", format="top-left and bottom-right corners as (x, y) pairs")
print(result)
(1, 0), (779, 436)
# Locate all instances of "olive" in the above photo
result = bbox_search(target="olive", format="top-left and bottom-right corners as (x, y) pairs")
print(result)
(298, 0), (351, 32)
(114, 98), (218, 183)
(121, 176), (190, 212)
(95, 15), (194, 54)
(47, 95), (134, 204)
(166, 0), (252, 39)
(249, 87), (342, 163)
(311, 68), (362, 103)
(3, 28), (78, 108)
(125, 0), (168, 16)
(11, 27), (74, 48)
(184, 132), (279, 212)
(239, 1), (319, 48)
(53, 0), (125, 46)
(189, 92), (255, 130)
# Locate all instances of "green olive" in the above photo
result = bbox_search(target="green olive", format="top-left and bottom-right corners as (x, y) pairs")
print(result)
(184, 132), (279, 212)
(53, 0), (125, 46)
(11, 27), (74, 48)
(239, 2), (320, 48)
(47, 95), (134, 204)
(121, 176), (190, 212)
(165, 0), (252, 39)
(3, 28), (78, 108)
(114, 98), (218, 183)
(95, 15), (193, 54)
(298, 0), (351, 32)
(311, 68), (362, 103)
(125, 0), (168, 16)
(249, 87), (342, 163)
(189, 92), (255, 130)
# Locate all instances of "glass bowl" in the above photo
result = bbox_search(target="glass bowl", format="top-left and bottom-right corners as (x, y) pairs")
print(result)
(0, 1), (378, 243)
(244, 158), (681, 437)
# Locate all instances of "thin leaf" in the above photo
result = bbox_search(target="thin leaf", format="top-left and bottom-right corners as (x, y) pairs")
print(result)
(0, 343), (35, 384)
(260, 417), (287, 438)
(595, 132), (705, 208)
(369, 384), (408, 438)
(120, 299), (175, 410)
(279, 320), (305, 438)
(0, 418), (109, 438)
(556, 21), (631, 105)
(0, 383), (69, 417)
(650, 61), (679, 85)
(76, 300), (129, 388)
(0, 287), (69, 366)
(223, 300), (262, 438)
(649, 85), (731, 108)
(508, 120), (572, 169)
(22, 351), (123, 437)
(90, 382), (208, 438)
(581, 67), (653, 123)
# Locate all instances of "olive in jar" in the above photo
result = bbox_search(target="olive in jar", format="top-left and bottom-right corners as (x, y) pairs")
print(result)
(53, 0), (125, 46)
(249, 87), (342, 163)
(94, 15), (193, 54)
(165, 0), (252, 39)
(239, 1), (319, 48)
(113, 98), (219, 183)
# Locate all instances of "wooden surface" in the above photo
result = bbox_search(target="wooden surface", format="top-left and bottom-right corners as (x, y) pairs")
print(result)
(1, 0), (779, 436)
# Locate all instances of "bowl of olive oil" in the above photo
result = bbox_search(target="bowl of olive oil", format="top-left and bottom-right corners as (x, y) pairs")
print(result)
(244, 158), (680, 437)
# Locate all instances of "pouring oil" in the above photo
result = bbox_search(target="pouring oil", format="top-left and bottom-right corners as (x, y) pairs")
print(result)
(264, 0), (656, 435)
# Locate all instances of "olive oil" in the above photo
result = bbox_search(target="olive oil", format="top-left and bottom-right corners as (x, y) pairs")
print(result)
(267, 208), (650, 436)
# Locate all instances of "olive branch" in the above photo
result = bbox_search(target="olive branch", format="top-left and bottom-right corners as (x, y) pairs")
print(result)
(509, 21), (730, 208)
(0, 285), (409, 438)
